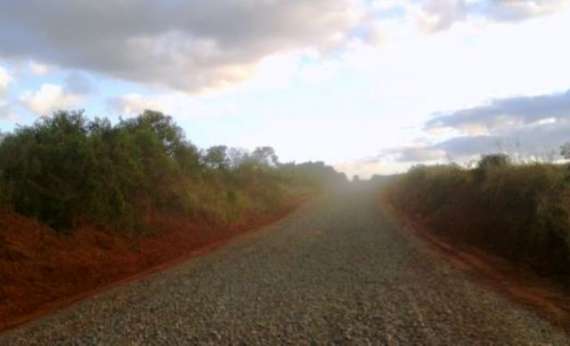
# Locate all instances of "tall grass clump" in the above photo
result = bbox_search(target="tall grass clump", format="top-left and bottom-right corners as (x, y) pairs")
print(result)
(388, 154), (570, 283)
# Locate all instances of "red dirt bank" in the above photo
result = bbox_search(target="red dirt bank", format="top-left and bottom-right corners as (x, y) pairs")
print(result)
(0, 197), (306, 332)
(382, 196), (570, 334)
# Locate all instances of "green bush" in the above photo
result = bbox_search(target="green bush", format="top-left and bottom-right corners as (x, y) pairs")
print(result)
(0, 111), (92, 228)
(388, 156), (570, 281)
(0, 110), (345, 232)
(473, 153), (510, 182)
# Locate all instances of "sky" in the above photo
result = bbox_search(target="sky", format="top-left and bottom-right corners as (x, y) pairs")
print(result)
(1, 0), (570, 178)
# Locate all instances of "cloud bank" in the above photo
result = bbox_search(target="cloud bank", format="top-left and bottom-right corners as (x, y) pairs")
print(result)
(0, 0), (363, 93)
(0, 66), (11, 118)
(20, 84), (83, 115)
(426, 90), (570, 134)
(418, 0), (570, 32)
(384, 89), (570, 165)
(0, 66), (9, 97)
(1, 1), (567, 94)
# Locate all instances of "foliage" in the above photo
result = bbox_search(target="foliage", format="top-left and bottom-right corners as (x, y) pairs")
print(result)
(474, 153), (511, 182)
(561, 142), (570, 160)
(477, 153), (511, 169)
(388, 155), (570, 282)
(0, 110), (345, 232)
(203, 145), (230, 170)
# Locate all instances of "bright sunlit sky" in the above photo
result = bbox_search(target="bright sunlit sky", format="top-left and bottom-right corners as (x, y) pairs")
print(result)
(1, 1), (570, 177)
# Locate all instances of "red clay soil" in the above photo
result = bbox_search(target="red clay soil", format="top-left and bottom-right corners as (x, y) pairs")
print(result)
(0, 197), (307, 333)
(382, 197), (570, 334)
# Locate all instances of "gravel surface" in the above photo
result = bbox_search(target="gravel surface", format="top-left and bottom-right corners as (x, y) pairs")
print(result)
(1, 188), (568, 345)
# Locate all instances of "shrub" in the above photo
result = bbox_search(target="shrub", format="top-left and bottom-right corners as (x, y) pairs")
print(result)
(0, 110), (344, 232)
(388, 156), (570, 282)
(473, 153), (510, 182)
(0, 111), (92, 228)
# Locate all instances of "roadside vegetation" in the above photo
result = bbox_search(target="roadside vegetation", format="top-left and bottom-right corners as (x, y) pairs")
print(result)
(0, 110), (346, 329)
(0, 110), (346, 232)
(386, 154), (570, 285)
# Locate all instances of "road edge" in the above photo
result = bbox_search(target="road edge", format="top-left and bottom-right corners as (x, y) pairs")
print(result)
(0, 197), (311, 335)
(378, 191), (570, 335)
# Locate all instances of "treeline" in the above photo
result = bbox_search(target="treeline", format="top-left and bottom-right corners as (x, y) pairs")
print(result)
(387, 154), (570, 284)
(0, 110), (346, 232)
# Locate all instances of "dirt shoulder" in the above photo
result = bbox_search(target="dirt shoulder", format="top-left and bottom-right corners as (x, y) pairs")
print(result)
(0, 196), (308, 333)
(381, 194), (570, 334)
(2, 188), (567, 344)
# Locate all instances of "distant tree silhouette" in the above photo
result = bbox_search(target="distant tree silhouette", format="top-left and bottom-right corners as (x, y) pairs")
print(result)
(561, 142), (570, 160)
(204, 145), (230, 170)
(252, 146), (279, 167)
(474, 153), (510, 182)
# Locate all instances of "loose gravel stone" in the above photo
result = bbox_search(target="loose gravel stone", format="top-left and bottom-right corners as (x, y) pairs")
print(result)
(0, 188), (568, 345)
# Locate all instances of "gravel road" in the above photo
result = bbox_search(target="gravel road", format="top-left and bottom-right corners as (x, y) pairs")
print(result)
(1, 188), (568, 345)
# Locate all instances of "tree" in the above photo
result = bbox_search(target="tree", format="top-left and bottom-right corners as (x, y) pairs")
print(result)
(227, 147), (250, 168)
(561, 142), (570, 160)
(203, 145), (230, 170)
(118, 110), (185, 156)
(474, 153), (510, 182)
(0, 108), (343, 232)
(478, 153), (510, 170)
(0, 110), (197, 230)
(0, 111), (92, 228)
(174, 142), (201, 175)
(251, 146), (279, 167)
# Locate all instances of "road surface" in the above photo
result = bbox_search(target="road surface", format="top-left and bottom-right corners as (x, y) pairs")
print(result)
(1, 188), (568, 345)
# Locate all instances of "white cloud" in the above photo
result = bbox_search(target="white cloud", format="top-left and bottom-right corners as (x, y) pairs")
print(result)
(417, 0), (467, 32)
(378, 89), (570, 169)
(107, 91), (241, 120)
(0, 1), (566, 95)
(471, 0), (570, 22)
(432, 119), (570, 162)
(415, 0), (570, 32)
(382, 146), (448, 163)
(2, 0), (570, 175)
(0, 66), (10, 96)
(335, 157), (426, 178)
(1, 1), (565, 95)
(0, 66), (13, 119)
(108, 93), (167, 116)
(426, 90), (570, 134)
(28, 61), (50, 76)
(335, 160), (385, 179)
(20, 84), (82, 115)
(0, 1), (366, 93)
